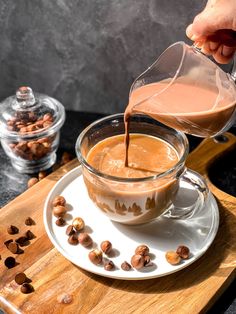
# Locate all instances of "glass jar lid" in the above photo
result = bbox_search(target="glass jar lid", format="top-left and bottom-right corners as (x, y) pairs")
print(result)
(0, 86), (65, 140)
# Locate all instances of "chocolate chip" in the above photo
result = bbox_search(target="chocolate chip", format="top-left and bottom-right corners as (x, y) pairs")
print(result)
(8, 242), (19, 254)
(4, 239), (13, 248)
(56, 217), (66, 226)
(4, 257), (16, 269)
(121, 261), (132, 271)
(20, 283), (34, 294)
(66, 225), (75, 236)
(7, 225), (19, 235)
(68, 234), (78, 245)
(15, 236), (29, 247)
(104, 260), (115, 271)
(144, 255), (153, 267)
(15, 272), (27, 285)
(25, 230), (35, 240)
(25, 217), (35, 226)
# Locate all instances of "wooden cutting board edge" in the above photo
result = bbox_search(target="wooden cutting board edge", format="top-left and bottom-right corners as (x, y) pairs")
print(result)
(0, 132), (236, 314)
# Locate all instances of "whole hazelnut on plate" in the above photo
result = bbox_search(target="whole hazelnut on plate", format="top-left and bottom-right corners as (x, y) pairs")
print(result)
(176, 245), (190, 259)
(131, 254), (145, 270)
(100, 240), (112, 254)
(135, 244), (149, 256)
(53, 205), (67, 218)
(72, 217), (85, 231)
(165, 251), (181, 265)
(78, 233), (93, 247)
(52, 195), (66, 207)
(88, 249), (103, 265)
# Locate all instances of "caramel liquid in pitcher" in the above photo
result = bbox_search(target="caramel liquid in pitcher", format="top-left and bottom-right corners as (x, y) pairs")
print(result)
(125, 81), (236, 137)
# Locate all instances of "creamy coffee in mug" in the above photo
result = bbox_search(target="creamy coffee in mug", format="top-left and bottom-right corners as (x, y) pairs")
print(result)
(76, 114), (208, 225)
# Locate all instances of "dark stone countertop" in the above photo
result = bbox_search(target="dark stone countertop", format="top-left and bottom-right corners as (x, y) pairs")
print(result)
(0, 110), (236, 313)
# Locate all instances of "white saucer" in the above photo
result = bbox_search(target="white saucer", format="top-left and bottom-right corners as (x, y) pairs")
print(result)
(43, 166), (219, 280)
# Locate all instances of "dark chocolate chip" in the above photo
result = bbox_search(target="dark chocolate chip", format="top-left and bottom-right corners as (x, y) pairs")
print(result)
(4, 256), (16, 269)
(66, 225), (75, 236)
(25, 230), (35, 240)
(8, 242), (19, 254)
(68, 234), (78, 245)
(56, 217), (66, 226)
(104, 260), (115, 271)
(15, 272), (27, 285)
(15, 236), (29, 247)
(121, 261), (132, 271)
(25, 217), (35, 226)
(20, 283), (34, 294)
(7, 225), (19, 235)
(4, 239), (13, 248)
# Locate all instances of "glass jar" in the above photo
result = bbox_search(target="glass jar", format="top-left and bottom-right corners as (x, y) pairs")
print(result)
(0, 86), (65, 173)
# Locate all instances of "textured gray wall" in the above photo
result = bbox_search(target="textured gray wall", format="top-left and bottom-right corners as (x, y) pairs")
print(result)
(0, 0), (207, 114)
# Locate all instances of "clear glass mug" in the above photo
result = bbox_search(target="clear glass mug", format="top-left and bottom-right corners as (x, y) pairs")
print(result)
(76, 114), (209, 225)
(129, 41), (236, 138)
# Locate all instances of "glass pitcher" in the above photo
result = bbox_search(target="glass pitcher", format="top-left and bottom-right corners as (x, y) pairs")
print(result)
(127, 41), (236, 138)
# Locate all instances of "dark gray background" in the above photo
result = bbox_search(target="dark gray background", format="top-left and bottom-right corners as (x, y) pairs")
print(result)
(0, 0), (208, 113)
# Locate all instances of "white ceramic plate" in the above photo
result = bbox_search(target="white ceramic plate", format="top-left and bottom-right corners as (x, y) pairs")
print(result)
(44, 166), (219, 280)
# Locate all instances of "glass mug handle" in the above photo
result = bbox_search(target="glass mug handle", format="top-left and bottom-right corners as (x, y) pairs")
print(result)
(164, 168), (209, 219)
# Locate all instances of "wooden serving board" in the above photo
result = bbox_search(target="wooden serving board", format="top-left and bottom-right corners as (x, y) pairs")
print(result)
(0, 133), (236, 314)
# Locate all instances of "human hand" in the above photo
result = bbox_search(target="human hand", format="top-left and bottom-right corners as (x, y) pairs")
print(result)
(186, 0), (236, 64)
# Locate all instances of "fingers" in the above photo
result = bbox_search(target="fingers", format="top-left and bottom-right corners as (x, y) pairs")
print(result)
(212, 45), (236, 64)
(186, 23), (206, 42)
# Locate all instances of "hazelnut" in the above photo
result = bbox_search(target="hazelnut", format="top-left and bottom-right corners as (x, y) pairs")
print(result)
(131, 254), (145, 269)
(35, 120), (44, 128)
(72, 217), (85, 231)
(56, 217), (66, 226)
(43, 113), (53, 122)
(38, 171), (47, 180)
(78, 233), (93, 247)
(27, 177), (39, 188)
(53, 205), (67, 218)
(88, 249), (103, 265)
(176, 245), (190, 259)
(121, 261), (132, 271)
(52, 195), (66, 207)
(100, 240), (112, 254)
(43, 121), (53, 128)
(135, 244), (149, 256)
(104, 260), (115, 271)
(165, 251), (181, 265)
(66, 225), (75, 236)
(68, 234), (78, 245)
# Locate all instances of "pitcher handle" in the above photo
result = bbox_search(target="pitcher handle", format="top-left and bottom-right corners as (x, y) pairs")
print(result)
(230, 54), (236, 82)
